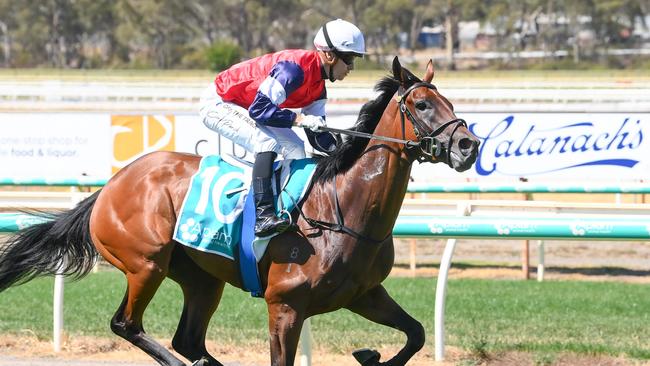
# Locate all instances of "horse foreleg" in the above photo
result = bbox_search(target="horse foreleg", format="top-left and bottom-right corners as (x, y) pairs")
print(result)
(267, 302), (305, 366)
(346, 285), (425, 366)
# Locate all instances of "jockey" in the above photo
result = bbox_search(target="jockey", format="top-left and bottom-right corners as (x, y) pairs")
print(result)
(199, 19), (366, 237)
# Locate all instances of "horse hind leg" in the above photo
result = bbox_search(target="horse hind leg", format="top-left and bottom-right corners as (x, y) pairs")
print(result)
(111, 266), (186, 366)
(168, 247), (226, 366)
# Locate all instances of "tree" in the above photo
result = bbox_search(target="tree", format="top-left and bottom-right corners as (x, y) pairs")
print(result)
(115, 0), (195, 68)
(74, 0), (120, 67)
(0, 0), (17, 66)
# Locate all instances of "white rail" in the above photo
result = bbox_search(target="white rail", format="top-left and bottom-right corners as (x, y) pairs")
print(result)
(0, 191), (93, 209)
(1, 81), (649, 112)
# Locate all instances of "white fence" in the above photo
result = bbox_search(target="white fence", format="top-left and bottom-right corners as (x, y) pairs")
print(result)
(2, 81), (650, 112)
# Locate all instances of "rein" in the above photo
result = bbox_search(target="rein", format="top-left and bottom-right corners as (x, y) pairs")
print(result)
(311, 125), (421, 149)
(310, 81), (467, 165)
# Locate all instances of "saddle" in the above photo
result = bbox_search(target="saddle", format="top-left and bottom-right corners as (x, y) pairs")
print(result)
(173, 154), (316, 296)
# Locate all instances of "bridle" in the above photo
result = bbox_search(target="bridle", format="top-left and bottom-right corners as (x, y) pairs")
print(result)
(396, 81), (467, 165)
(313, 81), (467, 166)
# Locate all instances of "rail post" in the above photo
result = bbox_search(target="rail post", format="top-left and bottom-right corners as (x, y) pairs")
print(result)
(299, 318), (313, 366)
(434, 202), (471, 362)
(537, 240), (545, 282)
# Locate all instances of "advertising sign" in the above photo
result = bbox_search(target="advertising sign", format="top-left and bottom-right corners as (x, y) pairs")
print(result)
(1, 111), (648, 183)
(0, 113), (111, 179)
(410, 112), (650, 182)
(111, 115), (176, 173)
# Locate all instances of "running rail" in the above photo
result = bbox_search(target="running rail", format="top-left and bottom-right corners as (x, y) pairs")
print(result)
(4, 213), (648, 240)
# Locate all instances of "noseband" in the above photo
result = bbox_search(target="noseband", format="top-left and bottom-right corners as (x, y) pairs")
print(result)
(397, 81), (467, 165)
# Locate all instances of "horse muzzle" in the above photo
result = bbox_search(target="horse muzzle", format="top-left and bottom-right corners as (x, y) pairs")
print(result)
(448, 134), (480, 172)
(420, 119), (480, 172)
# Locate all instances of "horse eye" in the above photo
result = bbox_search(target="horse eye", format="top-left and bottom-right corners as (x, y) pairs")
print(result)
(415, 101), (428, 111)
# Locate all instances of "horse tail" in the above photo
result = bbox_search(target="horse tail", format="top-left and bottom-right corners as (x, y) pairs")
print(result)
(0, 190), (101, 293)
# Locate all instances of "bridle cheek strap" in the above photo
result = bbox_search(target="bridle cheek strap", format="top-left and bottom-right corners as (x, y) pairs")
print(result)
(397, 82), (467, 164)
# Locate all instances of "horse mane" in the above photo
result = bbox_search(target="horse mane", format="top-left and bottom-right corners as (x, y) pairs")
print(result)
(312, 76), (401, 183)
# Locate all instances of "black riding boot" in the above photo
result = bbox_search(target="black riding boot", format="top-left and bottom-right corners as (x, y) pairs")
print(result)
(252, 152), (290, 237)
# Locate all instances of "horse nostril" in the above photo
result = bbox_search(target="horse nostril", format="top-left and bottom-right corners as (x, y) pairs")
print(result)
(457, 138), (475, 155)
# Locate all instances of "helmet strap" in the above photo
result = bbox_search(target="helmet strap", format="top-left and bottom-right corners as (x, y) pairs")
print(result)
(329, 65), (336, 82)
(323, 22), (338, 82)
(322, 22), (334, 50)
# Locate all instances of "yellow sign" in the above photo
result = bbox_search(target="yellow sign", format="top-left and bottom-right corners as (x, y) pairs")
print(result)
(111, 115), (175, 174)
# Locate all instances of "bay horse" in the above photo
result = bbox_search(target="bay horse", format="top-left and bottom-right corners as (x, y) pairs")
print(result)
(0, 57), (479, 366)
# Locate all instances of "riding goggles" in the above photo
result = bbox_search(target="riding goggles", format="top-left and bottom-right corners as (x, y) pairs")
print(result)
(335, 51), (357, 66)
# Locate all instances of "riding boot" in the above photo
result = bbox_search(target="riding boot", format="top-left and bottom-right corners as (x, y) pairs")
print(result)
(252, 151), (290, 237)
(253, 177), (290, 237)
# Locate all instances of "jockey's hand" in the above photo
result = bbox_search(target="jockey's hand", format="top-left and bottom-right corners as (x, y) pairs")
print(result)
(297, 114), (326, 132)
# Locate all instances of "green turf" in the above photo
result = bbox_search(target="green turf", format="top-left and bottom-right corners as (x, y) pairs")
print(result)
(1, 68), (648, 85)
(0, 270), (648, 359)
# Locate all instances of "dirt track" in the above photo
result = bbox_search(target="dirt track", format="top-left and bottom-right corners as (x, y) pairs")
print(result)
(0, 356), (158, 366)
(392, 238), (650, 282)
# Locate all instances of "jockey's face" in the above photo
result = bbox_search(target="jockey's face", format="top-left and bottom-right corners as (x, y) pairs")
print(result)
(322, 51), (354, 81)
(332, 54), (353, 80)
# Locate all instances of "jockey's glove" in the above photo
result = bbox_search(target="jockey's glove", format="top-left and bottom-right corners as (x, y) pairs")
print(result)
(299, 115), (326, 132)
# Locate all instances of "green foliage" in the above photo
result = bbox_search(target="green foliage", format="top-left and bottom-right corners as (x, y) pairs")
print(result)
(0, 0), (647, 69)
(205, 41), (243, 72)
(1, 270), (650, 361)
(180, 49), (209, 69)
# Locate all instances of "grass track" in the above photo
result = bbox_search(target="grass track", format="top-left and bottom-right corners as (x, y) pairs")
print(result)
(0, 270), (648, 360)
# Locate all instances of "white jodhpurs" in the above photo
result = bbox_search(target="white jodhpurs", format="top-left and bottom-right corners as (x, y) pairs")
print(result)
(199, 84), (306, 160)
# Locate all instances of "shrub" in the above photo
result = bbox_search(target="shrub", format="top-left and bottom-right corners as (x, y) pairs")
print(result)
(205, 41), (242, 72)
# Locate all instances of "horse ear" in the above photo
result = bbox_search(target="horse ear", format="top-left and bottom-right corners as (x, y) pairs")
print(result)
(424, 59), (434, 83)
(392, 56), (402, 83)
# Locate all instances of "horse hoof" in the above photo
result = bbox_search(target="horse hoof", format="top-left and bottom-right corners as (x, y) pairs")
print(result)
(352, 348), (381, 365)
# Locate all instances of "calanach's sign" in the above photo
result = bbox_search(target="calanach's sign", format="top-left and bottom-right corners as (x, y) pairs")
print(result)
(410, 112), (650, 182)
(472, 114), (644, 177)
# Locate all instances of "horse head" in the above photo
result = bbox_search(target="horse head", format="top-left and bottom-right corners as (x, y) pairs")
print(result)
(391, 56), (480, 172)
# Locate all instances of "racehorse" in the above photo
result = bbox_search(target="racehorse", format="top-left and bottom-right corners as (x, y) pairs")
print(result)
(0, 57), (479, 366)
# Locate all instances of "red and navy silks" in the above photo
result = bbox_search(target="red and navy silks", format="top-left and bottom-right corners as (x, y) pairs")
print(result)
(214, 49), (327, 128)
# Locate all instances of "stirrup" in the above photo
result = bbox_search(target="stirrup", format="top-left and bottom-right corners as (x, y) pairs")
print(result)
(278, 209), (293, 226)
(254, 216), (290, 237)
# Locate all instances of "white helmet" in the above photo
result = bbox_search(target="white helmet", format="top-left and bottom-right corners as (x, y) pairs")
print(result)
(313, 19), (366, 56)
